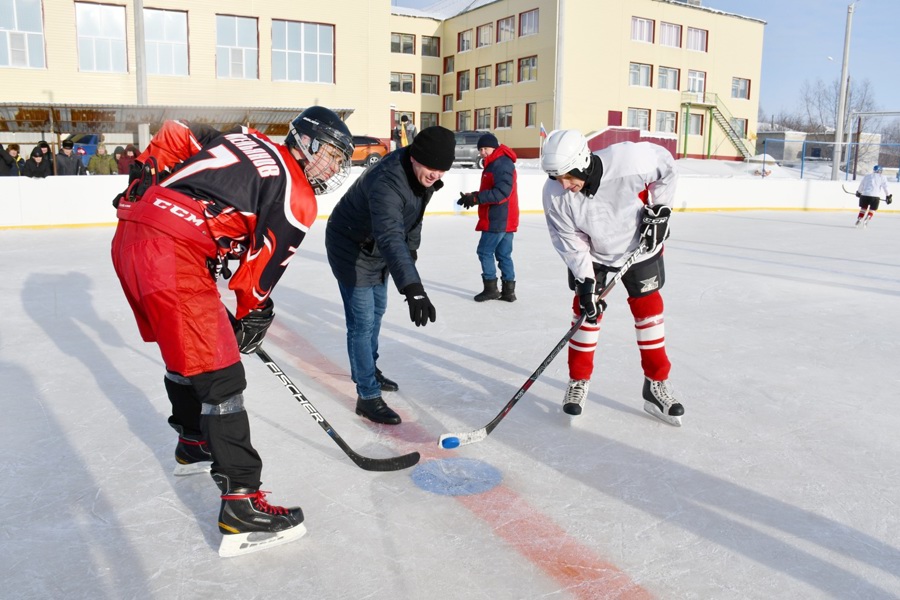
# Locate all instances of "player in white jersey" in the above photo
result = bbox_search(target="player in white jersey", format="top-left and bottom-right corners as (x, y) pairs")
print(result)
(854, 164), (893, 228)
(541, 130), (684, 426)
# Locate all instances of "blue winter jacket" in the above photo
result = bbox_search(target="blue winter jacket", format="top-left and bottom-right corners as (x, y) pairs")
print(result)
(325, 147), (441, 291)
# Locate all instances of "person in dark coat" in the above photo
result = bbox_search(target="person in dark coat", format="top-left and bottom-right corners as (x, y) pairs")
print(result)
(0, 143), (25, 176)
(457, 133), (520, 302)
(325, 126), (455, 425)
(37, 140), (55, 175)
(56, 139), (86, 175)
(23, 146), (52, 178)
(117, 144), (139, 174)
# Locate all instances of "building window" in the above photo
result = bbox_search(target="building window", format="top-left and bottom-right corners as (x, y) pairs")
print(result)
(272, 20), (334, 83)
(627, 108), (650, 131)
(687, 27), (707, 52)
(421, 73), (439, 95)
(475, 65), (491, 89)
(519, 9), (538, 36)
(732, 77), (750, 99)
(658, 66), (679, 91)
(457, 110), (471, 131)
(525, 102), (536, 127)
(144, 9), (188, 76)
(421, 112), (439, 128)
(629, 62), (651, 87)
(688, 113), (703, 135)
(688, 69), (706, 95)
(657, 110), (677, 133)
(442, 94), (453, 112)
(497, 16), (514, 42)
(631, 17), (653, 43)
(443, 55), (454, 73)
(518, 55), (537, 82)
(0, 0), (46, 69)
(76, 2), (127, 73)
(391, 33), (415, 54)
(216, 15), (258, 79)
(496, 105), (513, 128)
(390, 72), (415, 93)
(730, 117), (747, 137)
(476, 23), (492, 48)
(456, 69), (470, 100)
(422, 35), (440, 57)
(475, 107), (491, 130)
(458, 29), (472, 52)
(660, 22), (681, 47)
(496, 60), (513, 85)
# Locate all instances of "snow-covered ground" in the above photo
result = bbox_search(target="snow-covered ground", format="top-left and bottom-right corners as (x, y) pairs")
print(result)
(2, 208), (899, 599)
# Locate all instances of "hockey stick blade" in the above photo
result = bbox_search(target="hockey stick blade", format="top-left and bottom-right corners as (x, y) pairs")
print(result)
(256, 348), (420, 471)
(841, 184), (857, 196)
(438, 246), (647, 449)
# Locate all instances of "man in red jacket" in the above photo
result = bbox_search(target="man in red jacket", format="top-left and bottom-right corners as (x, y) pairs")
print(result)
(111, 106), (354, 557)
(458, 133), (520, 302)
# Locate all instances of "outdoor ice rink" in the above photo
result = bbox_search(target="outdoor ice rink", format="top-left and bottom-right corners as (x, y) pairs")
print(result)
(2, 210), (899, 599)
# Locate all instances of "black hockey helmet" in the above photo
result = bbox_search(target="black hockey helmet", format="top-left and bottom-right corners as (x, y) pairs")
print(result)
(286, 106), (355, 195)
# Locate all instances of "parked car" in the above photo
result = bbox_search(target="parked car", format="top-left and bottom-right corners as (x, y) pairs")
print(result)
(454, 130), (490, 168)
(351, 135), (390, 167)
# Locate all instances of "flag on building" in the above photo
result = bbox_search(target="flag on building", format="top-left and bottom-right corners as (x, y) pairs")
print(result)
(539, 122), (547, 139)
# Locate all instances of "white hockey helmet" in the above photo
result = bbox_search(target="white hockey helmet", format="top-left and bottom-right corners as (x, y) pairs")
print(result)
(541, 129), (591, 178)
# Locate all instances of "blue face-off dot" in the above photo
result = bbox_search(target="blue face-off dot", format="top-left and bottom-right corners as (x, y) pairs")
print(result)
(411, 458), (503, 496)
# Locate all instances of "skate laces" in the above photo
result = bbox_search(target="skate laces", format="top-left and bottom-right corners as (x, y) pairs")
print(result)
(650, 380), (679, 408)
(565, 379), (589, 403)
(250, 490), (290, 515)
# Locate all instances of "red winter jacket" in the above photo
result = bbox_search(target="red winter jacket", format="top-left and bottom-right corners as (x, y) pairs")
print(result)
(475, 145), (518, 233)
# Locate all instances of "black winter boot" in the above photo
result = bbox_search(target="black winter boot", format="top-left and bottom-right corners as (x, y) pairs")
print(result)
(500, 280), (517, 302)
(474, 278), (501, 302)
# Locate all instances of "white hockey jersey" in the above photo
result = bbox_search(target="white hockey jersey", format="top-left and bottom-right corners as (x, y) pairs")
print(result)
(542, 141), (677, 282)
(857, 172), (891, 198)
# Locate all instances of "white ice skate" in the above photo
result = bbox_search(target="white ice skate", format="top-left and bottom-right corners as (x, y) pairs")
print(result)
(563, 379), (590, 416)
(642, 378), (684, 427)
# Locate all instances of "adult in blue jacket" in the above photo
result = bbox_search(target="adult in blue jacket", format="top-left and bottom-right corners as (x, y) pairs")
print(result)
(325, 126), (455, 424)
(458, 133), (519, 302)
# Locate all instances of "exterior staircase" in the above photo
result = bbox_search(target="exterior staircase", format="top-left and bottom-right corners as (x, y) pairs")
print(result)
(681, 92), (753, 159)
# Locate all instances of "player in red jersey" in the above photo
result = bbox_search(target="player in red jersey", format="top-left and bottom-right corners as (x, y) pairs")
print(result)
(111, 106), (354, 557)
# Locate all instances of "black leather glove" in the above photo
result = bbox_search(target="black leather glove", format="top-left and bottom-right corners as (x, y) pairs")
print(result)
(641, 205), (672, 253)
(886, 194), (893, 205)
(575, 278), (606, 323)
(234, 298), (275, 354)
(403, 283), (436, 327)
(457, 192), (477, 209)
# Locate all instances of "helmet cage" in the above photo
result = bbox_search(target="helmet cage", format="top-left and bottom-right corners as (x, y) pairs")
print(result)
(287, 108), (355, 195)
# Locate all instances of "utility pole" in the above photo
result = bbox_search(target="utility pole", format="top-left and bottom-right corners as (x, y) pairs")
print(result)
(134, 0), (150, 149)
(831, 3), (854, 181)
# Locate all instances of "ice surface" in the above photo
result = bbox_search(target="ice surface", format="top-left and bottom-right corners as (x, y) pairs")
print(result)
(1, 210), (899, 599)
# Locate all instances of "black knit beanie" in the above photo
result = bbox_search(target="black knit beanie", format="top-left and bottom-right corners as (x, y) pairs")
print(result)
(477, 133), (499, 149)
(409, 126), (456, 171)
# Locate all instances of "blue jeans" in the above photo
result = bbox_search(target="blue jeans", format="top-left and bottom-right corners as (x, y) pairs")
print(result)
(337, 280), (388, 400)
(476, 231), (515, 281)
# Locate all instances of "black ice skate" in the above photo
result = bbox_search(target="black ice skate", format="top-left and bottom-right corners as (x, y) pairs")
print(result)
(173, 434), (212, 476)
(642, 378), (684, 427)
(216, 484), (306, 558)
(563, 379), (590, 416)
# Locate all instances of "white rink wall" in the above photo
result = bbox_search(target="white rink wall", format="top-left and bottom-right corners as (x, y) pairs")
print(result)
(0, 166), (883, 229)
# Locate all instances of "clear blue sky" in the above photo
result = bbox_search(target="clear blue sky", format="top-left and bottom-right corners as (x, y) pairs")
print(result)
(391, 0), (900, 118)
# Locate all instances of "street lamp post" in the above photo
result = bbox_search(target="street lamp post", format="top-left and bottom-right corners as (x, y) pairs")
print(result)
(831, 3), (855, 181)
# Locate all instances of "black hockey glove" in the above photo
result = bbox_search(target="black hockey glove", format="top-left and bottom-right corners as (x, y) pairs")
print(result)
(457, 192), (477, 209)
(403, 283), (436, 327)
(855, 191), (862, 198)
(234, 298), (275, 354)
(641, 205), (672, 253)
(575, 278), (607, 324)
(886, 194), (893, 205)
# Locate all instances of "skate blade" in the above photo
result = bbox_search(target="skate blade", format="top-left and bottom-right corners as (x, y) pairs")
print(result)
(173, 461), (212, 476)
(218, 523), (307, 558)
(643, 401), (682, 427)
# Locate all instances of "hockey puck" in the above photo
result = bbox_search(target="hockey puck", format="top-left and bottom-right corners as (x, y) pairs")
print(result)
(411, 457), (502, 496)
(440, 437), (460, 449)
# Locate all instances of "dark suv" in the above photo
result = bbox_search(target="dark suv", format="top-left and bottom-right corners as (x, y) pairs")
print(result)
(454, 130), (490, 168)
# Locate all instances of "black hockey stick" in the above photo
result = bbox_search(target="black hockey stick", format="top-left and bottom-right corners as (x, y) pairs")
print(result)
(438, 245), (647, 449)
(841, 184), (858, 196)
(255, 348), (420, 471)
